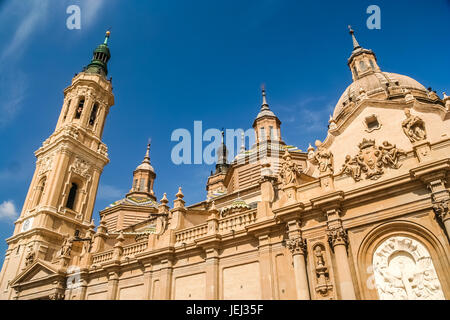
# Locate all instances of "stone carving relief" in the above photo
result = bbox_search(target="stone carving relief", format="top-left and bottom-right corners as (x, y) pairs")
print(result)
(38, 154), (54, 176)
(49, 293), (65, 300)
(373, 236), (445, 300)
(310, 140), (334, 174)
(279, 150), (302, 186)
(340, 139), (406, 181)
(313, 244), (333, 296)
(97, 143), (108, 157)
(402, 109), (426, 143)
(71, 156), (91, 179)
(62, 125), (79, 140)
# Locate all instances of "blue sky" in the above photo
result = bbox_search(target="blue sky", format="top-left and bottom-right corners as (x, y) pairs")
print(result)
(0, 0), (449, 264)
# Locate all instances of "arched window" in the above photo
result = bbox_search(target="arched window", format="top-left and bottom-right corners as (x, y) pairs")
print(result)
(34, 177), (46, 206)
(359, 60), (367, 71)
(74, 99), (85, 119)
(63, 100), (71, 122)
(369, 60), (375, 69)
(89, 103), (99, 126)
(260, 127), (266, 141)
(66, 183), (78, 210)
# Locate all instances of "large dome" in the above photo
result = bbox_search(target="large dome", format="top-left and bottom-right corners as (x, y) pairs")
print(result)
(333, 72), (428, 118)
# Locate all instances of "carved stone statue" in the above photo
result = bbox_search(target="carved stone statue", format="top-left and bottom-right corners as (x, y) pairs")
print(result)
(60, 235), (74, 257)
(340, 155), (362, 181)
(25, 247), (36, 267)
(402, 109), (426, 143)
(311, 140), (334, 174)
(279, 150), (302, 186)
(313, 244), (332, 295)
(379, 141), (406, 169)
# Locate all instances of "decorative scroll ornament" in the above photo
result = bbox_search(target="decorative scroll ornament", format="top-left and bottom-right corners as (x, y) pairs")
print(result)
(402, 109), (426, 143)
(286, 237), (307, 255)
(310, 140), (334, 174)
(72, 156), (91, 178)
(433, 199), (449, 223)
(373, 236), (445, 300)
(313, 244), (333, 295)
(279, 150), (302, 186)
(340, 139), (406, 181)
(327, 226), (348, 249)
(62, 125), (79, 140)
(97, 143), (108, 157)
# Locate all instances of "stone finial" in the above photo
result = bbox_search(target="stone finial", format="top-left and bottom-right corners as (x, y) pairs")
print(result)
(307, 143), (314, 153)
(116, 230), (124, 243)
(174, 187), (186, 209)
(443, 92), (449, 100)
(176, 187), (184, 199)
(158, 193), (170, 214)
(160, 192), (169, 205)
(97, 215), (108, 234)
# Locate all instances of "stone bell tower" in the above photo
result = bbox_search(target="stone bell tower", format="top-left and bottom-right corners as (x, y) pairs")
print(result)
(0, 31), (114, 298)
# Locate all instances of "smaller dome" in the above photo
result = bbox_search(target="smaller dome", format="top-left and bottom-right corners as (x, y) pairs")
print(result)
(136, 162), (154, 172)
(256, 105), (276, 119)
(333, 72), (428, 118)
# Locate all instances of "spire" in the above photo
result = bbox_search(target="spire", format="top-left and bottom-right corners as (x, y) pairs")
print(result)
(136, 140), (154, 172)
(84, 30), (112, 77)
(255, 85), (276, 121)
(262, 84), (269, 107)
(348, 25), (360, 50)
(240, 131), (246, 153)
(104, 30), (111, 45)
(215, 130), (230, 174)
(143, 139), (151, 163)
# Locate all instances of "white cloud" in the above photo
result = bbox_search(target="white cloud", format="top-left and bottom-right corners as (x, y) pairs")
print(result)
(0, 71), (28, 128)
(0, 200), (19, 221)
(97, 184), (124, 201)
(0, 0), (50, 62)
(83, 0), (106, 27)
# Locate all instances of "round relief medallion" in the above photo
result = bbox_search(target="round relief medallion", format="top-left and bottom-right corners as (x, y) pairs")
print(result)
(372, 236), (445, 300)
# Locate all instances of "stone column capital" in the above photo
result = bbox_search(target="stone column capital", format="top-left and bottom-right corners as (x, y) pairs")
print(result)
(327, 225), (348, 249)
(286, 237), (307, 256)
(433, 199), (450, 223)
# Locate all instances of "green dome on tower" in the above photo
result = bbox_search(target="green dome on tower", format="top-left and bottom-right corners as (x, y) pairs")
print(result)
(84, 31), (111, 77)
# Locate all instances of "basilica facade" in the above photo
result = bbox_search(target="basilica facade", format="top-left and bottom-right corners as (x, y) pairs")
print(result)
(0, 29), (449, 300)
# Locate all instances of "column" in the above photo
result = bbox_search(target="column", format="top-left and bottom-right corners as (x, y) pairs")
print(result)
(159, 258), (173, 299)
(107, 270), (119, 300)
(205, 248), (219, 300)
(258, 235), (275, 299)
(327, 225), (356, 300)
(286, 220), (310, 300)
(141, 263), (153, 300)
